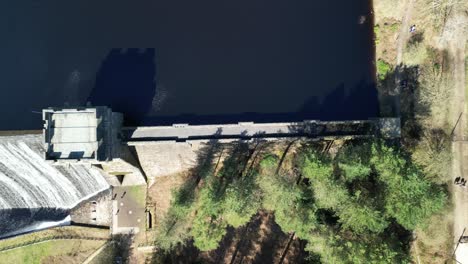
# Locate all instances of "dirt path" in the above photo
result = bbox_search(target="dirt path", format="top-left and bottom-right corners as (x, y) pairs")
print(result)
(396, 0), (414, 65)
(393, 0), (414, 115)
(448, 9), (468, 263)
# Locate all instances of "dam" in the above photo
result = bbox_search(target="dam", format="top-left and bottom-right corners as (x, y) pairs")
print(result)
(0, 106), (399, 237)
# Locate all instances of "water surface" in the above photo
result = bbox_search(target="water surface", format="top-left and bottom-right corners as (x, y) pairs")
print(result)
(0, 0), (377, 129)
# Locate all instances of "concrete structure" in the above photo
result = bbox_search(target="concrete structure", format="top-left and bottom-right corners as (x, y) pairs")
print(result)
(43, 107), (146, 187)
(124, 118), (400, 143)
(42, 106), (399, 188)
(43, 106), (122, 162)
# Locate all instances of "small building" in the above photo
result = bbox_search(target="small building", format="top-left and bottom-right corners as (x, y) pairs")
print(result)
(43, 106), (122, 162)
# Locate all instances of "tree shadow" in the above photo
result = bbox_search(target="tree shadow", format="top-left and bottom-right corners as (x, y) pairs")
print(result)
(107, 232), (135, 264)
(150, 130), (224, 259)
(397, 64), (431, 147)
(88, 48), (157, 126)
(150, 132), (270, 263)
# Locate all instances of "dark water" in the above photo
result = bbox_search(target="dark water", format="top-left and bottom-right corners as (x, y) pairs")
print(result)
(0, 0), (377, 130)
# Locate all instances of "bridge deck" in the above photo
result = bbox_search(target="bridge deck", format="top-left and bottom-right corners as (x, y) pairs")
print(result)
(122, 119), (394, 142)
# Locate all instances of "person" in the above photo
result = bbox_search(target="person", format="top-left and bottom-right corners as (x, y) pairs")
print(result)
(455, 176), (461, 184)
(121, 191), (126, 198)
(410, 25), (416, 33)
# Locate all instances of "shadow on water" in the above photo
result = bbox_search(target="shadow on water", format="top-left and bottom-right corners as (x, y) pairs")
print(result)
(88, 48), (157, 126)
(142, 79), (379, 126)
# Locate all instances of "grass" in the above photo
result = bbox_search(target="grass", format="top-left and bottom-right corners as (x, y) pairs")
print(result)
(0, 226), (110, 251)
(390, 23), (399, 32)
(403, 43), (428, 66)
(89, 242), (114, 264)
(411, 206), (454, 263)
(373, 0), (405, 23)
(127, 185), (147, 208)
(0, 239), (104, 264)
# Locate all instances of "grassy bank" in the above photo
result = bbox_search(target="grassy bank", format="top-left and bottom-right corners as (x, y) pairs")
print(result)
(0, 226), (109, 251)
(0, 239), (105, 264)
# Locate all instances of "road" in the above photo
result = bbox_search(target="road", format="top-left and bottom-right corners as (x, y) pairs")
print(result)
(451, 12), (468, 263)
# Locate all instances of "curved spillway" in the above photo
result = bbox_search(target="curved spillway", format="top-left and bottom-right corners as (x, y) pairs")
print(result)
(0, 134), (110, 236)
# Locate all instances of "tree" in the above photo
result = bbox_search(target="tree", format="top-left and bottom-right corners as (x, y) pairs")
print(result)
(338, 203), (388, 233)
(191, 143), (258, 250)
(222, 171), (261, 228)
(411, 128), (451, 184)
(258, 155), (317, 239)
(300, 148), (333, 181)
(305, 230), (410, 264)
(371, 141), (447, 230)
(158, 139), (447, 261)
(383, 169), (446, 230)
(336, 142), (372, 182)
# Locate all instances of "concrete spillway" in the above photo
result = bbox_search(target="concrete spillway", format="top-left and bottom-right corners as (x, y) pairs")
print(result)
(0, 134), (110, 236)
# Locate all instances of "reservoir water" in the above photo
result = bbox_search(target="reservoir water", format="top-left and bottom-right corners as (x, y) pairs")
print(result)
(0, 0), (377, 130)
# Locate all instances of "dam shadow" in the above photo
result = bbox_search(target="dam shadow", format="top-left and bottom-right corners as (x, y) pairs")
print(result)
(0, 208), (69, 238)
(141, 79), (379, 126)
(88, 48), (157, 126)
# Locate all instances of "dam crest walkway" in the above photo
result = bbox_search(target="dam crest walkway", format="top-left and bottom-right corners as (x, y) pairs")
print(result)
(123, 118), (400, 144)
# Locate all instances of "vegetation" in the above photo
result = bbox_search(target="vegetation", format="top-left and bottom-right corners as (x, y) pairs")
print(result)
(374, 25), (381, 44)
(0, 239), (104, 264)
(373, 0), (465, 260)
(377, 59), (392, 80)
(154, 140), (447, 263)
(0, 226), (109, 251)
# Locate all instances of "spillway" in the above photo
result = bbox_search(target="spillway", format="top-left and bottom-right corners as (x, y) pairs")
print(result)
(0, 134), (110, 236)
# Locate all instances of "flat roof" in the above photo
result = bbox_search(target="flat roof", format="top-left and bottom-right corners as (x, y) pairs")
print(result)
(44, 109), (98, 160)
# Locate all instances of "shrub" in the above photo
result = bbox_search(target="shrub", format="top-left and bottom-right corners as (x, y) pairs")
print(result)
(377, 59), (392, 80)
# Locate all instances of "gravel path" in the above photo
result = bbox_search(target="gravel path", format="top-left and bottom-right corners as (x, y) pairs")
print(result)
(445, 7), (468, 263)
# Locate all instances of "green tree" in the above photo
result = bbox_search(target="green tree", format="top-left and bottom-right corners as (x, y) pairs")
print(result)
(371, 141), (447, 230)
(336, 142), (372, 181)
(258, 155), (317, 239)
(222, 171), (261, 228)
(383, 169), (446, 230)
(300, 148), (333, 181)
(305, 230), (409, 264)
(338, 203), (388, 233)
(191, 143), (258, 250)
(190, 183), (228, 251)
